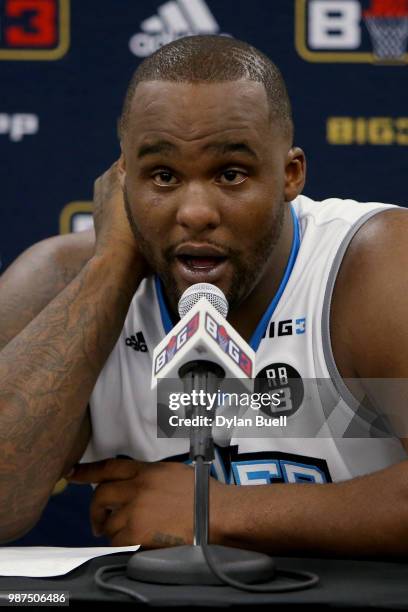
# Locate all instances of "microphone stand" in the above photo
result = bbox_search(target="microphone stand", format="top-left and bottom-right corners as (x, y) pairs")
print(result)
(127, 360), (275, 585)
(182, 361), (221, 548)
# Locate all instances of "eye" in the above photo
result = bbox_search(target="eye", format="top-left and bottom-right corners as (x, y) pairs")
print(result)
(217, 169), (248, 185)
(152, 170), (178, 186)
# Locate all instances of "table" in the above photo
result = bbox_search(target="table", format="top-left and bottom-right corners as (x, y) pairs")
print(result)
(0, 552), (407, 608)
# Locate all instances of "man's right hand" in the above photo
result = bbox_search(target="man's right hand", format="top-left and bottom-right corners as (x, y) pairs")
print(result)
(93, 159), (143, 264)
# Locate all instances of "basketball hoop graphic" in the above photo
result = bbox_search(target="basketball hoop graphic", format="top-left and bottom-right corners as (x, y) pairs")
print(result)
(364, 0), (408, 62)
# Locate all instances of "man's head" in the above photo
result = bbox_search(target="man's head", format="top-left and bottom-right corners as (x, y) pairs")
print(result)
(118, 35), (305, 315)
(119, 35), (294, 143)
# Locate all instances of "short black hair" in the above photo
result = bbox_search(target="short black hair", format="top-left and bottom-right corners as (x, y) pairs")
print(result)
(119, 35), (293, 141)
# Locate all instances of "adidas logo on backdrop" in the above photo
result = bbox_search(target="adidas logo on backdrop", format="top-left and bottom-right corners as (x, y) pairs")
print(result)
(129, 0), (227, 57)
(125, 331), (148, 353)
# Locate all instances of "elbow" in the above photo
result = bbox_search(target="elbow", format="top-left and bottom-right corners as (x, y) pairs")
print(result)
(0, 513), (41, 544)
(0, 491), (48, 544)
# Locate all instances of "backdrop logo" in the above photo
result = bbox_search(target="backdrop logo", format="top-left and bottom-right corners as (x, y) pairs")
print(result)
(60, 201), (93, 234)
(0, 113), (38, 141)
(296, 0), (408, 64)
(0, 0), (70, 60)
(129, 0), (223, 58)
(327, 116), (408, 144)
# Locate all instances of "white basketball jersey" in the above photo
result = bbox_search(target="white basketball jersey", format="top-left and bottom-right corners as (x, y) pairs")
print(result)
(83, 195), (407, 485)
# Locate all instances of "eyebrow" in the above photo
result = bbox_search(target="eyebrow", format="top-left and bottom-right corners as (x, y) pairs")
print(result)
(137, 140), (177, 159)
(137, 139), (258, 160)
(203, 141), (259, 160)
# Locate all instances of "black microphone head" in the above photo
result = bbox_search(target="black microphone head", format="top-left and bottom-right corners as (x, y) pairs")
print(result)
(178, 283), (229, 319)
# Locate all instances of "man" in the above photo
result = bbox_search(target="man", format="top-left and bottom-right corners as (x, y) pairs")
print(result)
(1, 35), (408, 556)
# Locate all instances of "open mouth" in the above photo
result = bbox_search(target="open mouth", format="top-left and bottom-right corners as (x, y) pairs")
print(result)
(176, 254), (227, 272)
(173, 243), (230, 283)
(174, 253), (229, 283)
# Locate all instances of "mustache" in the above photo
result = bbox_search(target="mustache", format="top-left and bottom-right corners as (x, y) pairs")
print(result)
(163, 240), (238, 261)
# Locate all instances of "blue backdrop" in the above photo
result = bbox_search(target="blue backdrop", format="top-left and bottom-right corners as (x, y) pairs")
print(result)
(1, 0), (407, 545)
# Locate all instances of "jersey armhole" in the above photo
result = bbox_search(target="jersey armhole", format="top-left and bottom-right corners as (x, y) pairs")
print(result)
(321, 208), (391, 412)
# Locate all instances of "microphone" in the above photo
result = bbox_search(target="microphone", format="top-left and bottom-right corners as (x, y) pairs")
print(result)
(152, 282), (256, 547)
(126, 282), (318, 590)
(128, 282), (276, 586)
(152, 283), (255, 384)
(151, 283), (255, 448)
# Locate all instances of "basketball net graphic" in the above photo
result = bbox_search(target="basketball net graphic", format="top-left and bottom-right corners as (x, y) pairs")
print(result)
(364, 0), (408, 62)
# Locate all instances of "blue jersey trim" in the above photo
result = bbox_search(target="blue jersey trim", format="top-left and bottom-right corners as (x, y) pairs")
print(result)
(155, 275), (174, 335)
(248, 205), (300, 351)
(154, 204), (300, 345)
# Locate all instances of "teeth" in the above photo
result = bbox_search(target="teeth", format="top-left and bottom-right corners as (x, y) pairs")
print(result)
(189, 257), (216, 269)
(178, 255), (223, 270)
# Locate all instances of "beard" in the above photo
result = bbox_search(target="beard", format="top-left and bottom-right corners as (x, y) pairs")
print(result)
(124, 186), (285, 315)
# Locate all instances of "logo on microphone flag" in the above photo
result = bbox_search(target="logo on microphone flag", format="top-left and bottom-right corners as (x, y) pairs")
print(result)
(205, 313), (253, 377)
(152, 297), (255, 386)
(154, 312), (200, 375)
(217, 325), (229, 351)
(166, 336), (177, 359)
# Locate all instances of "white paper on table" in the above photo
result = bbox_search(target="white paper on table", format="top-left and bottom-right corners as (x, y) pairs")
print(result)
(0, 546), (140, 577)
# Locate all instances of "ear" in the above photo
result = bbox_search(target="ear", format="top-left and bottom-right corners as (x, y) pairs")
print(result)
(284, 147), (306, 202)
(117, 153), (126, 190)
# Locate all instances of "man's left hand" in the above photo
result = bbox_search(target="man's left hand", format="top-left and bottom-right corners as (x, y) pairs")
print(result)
(67, 458), (229, 547)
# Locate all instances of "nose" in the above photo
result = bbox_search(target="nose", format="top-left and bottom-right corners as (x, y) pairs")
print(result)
(176, 183), (221, 233)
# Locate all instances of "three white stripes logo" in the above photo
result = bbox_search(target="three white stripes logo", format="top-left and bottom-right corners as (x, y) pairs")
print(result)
(143, 0), (218, 35)
(129, 0), (221, 58)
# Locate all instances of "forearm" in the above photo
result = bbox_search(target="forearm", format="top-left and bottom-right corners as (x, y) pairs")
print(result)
(220, 460), (408, 557)
(0, 252), (141, 538)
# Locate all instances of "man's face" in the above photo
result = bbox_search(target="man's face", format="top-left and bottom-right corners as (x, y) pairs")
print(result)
(122, 80), (299, 313)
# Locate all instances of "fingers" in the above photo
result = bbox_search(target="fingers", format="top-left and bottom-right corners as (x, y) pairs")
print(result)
(78, 460), (198, 547)
(90, 480), (134, 537)
(96, 505), (130, 542)
(117, 154), (125, 175)
(93, 161), (121, 201)
(67, 458), (146, 484)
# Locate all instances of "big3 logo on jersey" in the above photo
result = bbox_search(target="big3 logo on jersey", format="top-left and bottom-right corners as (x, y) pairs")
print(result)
(296, 0), (408, 64)
(0, 0), (69, 60)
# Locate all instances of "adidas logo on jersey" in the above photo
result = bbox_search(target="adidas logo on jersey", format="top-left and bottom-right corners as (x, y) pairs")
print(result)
(129, 0), (221, 58)
(125, 331), (148, 353)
